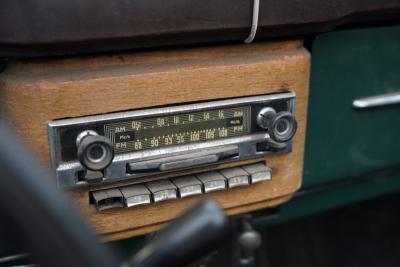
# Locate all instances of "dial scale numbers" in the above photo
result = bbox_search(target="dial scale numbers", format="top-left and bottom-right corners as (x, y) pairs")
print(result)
(104, 106), (251, 154)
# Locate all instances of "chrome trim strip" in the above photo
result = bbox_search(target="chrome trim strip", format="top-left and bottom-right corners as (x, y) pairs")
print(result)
(48, 92), (295, 127)
(353, 92), (400, 109)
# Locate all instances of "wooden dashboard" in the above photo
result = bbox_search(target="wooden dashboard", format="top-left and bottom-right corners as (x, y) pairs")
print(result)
(0, 40), (309, 240)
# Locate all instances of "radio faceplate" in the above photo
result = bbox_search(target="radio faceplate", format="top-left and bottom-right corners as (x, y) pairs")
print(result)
(49, 92), (296, 188)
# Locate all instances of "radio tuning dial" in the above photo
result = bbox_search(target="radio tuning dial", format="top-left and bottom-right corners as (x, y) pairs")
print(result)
(76, 131), (114, 171)
(257, 107), (297, 143)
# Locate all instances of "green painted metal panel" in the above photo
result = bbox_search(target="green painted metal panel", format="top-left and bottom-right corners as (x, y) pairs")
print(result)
(303, 26), (400, 188)
(252, 26), (400, 228)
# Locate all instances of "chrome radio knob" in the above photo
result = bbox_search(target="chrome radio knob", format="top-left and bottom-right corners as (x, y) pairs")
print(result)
(257, 107), (297, 143)
(256, 107), (276, 129)
(76, 131), (114, 171)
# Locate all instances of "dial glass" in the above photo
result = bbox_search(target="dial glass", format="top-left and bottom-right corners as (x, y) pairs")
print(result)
(104, 106), (251, 153)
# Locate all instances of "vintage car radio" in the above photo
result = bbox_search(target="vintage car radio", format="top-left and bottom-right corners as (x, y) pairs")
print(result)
(49, 92), (297, 189)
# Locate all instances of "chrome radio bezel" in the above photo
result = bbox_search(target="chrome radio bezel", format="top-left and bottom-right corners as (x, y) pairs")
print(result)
(48, 91), (296, 188)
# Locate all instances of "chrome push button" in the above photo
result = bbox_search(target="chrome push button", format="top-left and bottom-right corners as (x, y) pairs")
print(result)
(242, 163), (272, 183)
(196, 171), (227, 193)
(120, 184), (151, 207)
(91, 188), (124, 211)
(219, 167), (250, 188)
(171, 175), (203, 198)
(146, 180), (177, 202)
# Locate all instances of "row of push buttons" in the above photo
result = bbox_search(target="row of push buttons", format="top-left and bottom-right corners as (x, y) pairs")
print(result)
(91, 163), (272, 211)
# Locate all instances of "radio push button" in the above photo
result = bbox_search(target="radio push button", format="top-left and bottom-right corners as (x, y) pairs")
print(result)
(242, 163), (272, 183)
(196, 171), (227, 193)
(171, 175), (203, 198)
(146, 180), (177, 203)
(91, 188), (124, 211)
(120, 184), (151, 208)
(219, 167), (250, 188)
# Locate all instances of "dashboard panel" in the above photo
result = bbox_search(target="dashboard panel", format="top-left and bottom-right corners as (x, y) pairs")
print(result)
(0, 40), (309, 240)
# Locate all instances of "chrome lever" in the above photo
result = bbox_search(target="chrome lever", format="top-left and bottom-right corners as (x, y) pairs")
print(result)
(353, 92), (400, 109)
